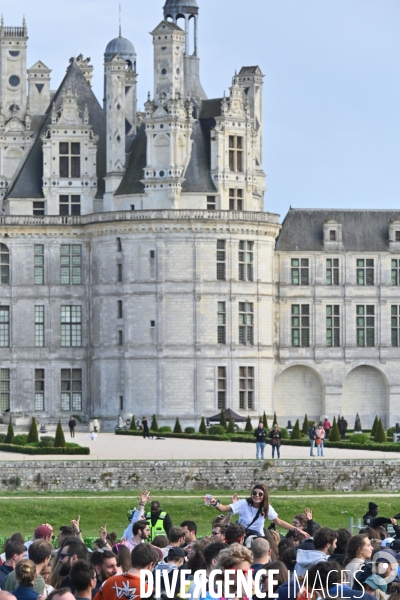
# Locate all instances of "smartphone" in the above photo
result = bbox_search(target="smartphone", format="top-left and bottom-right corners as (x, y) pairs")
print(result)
(204, 494), (213, 506)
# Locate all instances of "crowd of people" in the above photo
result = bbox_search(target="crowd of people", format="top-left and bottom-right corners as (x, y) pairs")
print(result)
(0, 489), (399, 600)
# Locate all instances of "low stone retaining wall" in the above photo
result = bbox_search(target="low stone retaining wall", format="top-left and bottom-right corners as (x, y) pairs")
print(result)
(0, 459), (399, 492)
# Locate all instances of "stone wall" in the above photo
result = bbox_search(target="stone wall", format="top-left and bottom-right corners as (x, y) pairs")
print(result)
(1, 459), (399, 492)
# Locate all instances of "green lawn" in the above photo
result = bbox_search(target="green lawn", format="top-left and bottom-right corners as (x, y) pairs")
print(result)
(0, 493), (399, 539)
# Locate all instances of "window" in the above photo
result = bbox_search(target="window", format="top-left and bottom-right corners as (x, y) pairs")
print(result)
(229, 189), (243, 211)
(117, 264), (122, 282)
(118, 301), (123, 319)
(239, 241), (253, 281)
(291, 259), (309, 285)
(239, 302), (254, 345)
(34, 245), (44, 285)
(396, 231), (400, 242)
(0, 307), (9, 347)
(35, 369), (44, 411)
(330, 230), (337, 241)
(357, 259), (374, 286)
(0, 244), (9, 284)
(61, 369), (82, 411)
(239, 366), (254, 410)
(207, 196), (216, 210)
(150, 250), (155, 259)
(59, 142), (81, 178)
(391, 306), (400, 347)
(292, 305), (310, 347)
(33, 202), (45, 216)
(217, 240), (226, 281)
(35, 306), (44, 347)
(356, 305), (375, 347)
(326, 305), (340, 347)
(0, 369), (10, 411)
(150, 321), (155, 328)
(118, 330), (123, 346)
(131, 205), (135, 211)
(218, 367), (226, 410)
(117, 237), (122, 252)
(218, 302), (226, 345)
(229, 136), (244, 172)
(59, 195), (81, 216)
(60, 245), (82, 285)
(61, 306), (82, 347)
(391, 259), (400, 285)
(326, 259), (339, 285)
(119, 395), (124, 411)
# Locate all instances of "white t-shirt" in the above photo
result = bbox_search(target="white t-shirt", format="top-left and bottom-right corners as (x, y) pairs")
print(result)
(230, 499), (278, 536)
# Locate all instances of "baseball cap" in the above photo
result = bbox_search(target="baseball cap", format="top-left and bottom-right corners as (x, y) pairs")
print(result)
(381, 538), (394, 547)
(390, 539), (400, 552)
(167, 547), (185, 559)
(363, 576), (387, 593)
(34, 525), (53, 539)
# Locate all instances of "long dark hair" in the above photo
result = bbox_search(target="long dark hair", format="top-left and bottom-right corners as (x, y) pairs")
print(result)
(344, 534), (367, 566)
(246, 483), (269, 516)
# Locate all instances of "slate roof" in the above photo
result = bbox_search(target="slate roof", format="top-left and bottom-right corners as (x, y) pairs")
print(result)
(276, 208), (400, 252)
(115, 123), (147, 196)
(7, 61), (106, 200)
(198, 98), (222, 120)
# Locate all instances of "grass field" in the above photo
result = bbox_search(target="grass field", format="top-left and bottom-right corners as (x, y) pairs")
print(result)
(1, 492), (399, 540)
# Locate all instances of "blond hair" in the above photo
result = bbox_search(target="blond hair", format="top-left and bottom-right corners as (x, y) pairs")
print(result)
(15, 559), (37, 586)
(215, 542), (253, 574)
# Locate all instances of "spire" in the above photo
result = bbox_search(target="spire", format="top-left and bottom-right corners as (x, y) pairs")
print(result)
(119, 4), (121, 37)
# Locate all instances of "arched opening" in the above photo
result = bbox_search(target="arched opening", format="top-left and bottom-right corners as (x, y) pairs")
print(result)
(188, 15), (196, 56)
(153, 133), (170, 166)
(274, 366), (323, 426)
(341, 366), (387, 428)
(176, 14), (186, 35)
(4, 147), (23, 181)
(165, 14), (174, 22)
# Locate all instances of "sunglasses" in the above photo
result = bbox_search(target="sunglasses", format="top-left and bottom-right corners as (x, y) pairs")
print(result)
(59, 553), (73, 560)
(229, 568), (253, 576)
(252, 491), (264, 497)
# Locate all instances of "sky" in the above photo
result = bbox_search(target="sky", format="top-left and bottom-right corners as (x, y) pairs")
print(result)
(2, 0), (400, 220)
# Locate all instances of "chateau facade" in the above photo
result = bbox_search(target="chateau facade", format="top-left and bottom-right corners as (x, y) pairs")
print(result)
(0, 2), (398, 430)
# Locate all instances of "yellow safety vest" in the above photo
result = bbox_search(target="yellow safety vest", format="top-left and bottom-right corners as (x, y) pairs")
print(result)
(145, 511), (167, 541)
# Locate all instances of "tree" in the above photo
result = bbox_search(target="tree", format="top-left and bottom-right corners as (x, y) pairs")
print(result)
(4, 419), (14, 444)
(374, 419), (387, 443)
(290, 419), (301, 440)
(329, 417), (340, 442)
(199, 417), (207, 435)
(27, 417), (39, 444)
(130, 416), (137, 430)
(150, 414), (159, 432)
(219, 410), (227, 430)
(354, 413), (362, 432)
(54, 420), (66, 448)
(227, 417), (235, 434)
(371, 416), (379, 437)
(245, 416), (253, 433)
(262, 412), (268, 429)
(301, 414), (309, 436)
(174, 418), (183, 434)
(273, 412), (278, 426)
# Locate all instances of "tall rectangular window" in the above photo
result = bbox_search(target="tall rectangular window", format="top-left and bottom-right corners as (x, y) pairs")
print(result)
(59, 195), (81, 216)
(357, 259), (374, 285)
(61, 369), (82, 411)
(60, 245), (82, 284)
(218, 302), (226, 345)
(229, 136), (244, 172)
(61, 306), (82, 347)
(326, 259), (339, 285)
(229, 189), (243, 211)
(0, 307), (10, 347)
(0, 244), (10, 285)
(239, 366), (254, 410)
(34, 245), (44, 285)
(35, 369), (45, 411)
(118, 330), (123, 346)
(218, 367), (226, 410)
(59, 142), (81, 178)
(118, 300), (123, 319)
(239, 302), (254, 345)
(357, 305), (375, 347)
(0, 368), (10, 411)
(326, 305), (340, 347)
(217, 240), (226, 281)
(292, 305), (310, 347)
(291, 258), (309, 285)
(391, 259), (400, 285)
(117, 264), (122, 282)
(391, 306), (400, 347)
(239, 241), (253, 281)
(117, 237), (122, 252)
(35, 306), (44, 347)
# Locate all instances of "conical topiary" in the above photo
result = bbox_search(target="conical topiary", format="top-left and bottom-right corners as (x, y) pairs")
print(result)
(219, 410), (227, 430)
(302, 414), (309, 436)
(245, 415), (253, 432)
(371, 415), (379, 438)
(354, 412), (362, 432)
(4, 419), (14, 444)
(130, 416), (137, 430)
(150, 414), (159, 432)
(329, 416), (340, 442)
(199, 417), (207, 434)
(290, 419), (301, 440)
(27, 417), (39, 444)
(174, 418), (183, 434)
(262, 411), (268, 429)
(227, 416), (235, 434)
(54, 420), (66, 448)
(374, 419), (387, 443)
(273, 412), (278, 426)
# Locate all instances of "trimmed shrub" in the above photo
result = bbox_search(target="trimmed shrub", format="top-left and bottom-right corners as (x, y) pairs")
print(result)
(387, 426), (396, 439)
(4, 420), (14, 444)
(158, 426), (172, 433)
(262, 412), (268, 429)
(329, 417), (341, 442)
(185, 427), (195, 434)
(374, 419), (387, 443)
(227, 417), (235, 434)
(27, 417), (39, 444)
(219, 410), (227, 430)
(354, 412), (362, 432)
(209, 424), (226, 435)
(39, 437), (55, 448)
(150, 414), (159, 432)
(301, 414), (309, 436)
(290, 419), (301, 440)
(245, 416), (253, 432)
(130, 416), (137, 431)
(371, 416), (379, 438)
(54, 420), (66, 448)
(173, 418), (183, 434)
(12, 434), (29, 446)
(199, 417), (207, 435)
(273, 412), (278, 426)
(349, 433), (369, 444)
(280, 427), (289, 439)
(0, 443), (89, 455)
(0, 433), (5, 443)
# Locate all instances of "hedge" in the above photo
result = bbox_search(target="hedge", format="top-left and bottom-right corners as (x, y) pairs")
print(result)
(0, 443), (90, 455)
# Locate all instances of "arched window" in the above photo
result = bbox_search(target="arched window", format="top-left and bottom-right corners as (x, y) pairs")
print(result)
(0, 244), (9, 284)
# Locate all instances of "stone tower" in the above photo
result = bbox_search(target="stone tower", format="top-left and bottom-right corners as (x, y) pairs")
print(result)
(0, 17), (28, 119)
(27, 60), (51, 115)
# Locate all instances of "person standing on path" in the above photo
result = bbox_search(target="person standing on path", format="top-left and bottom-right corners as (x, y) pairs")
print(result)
(316, 422), (325, 457)
(68, 416), (76, 438)
(270, 424), (282, 459)
(323, 417), (331, 439)
(308, 421), (317, 457)
(141, 416), (150, 439)
(254, 422), (267, 459)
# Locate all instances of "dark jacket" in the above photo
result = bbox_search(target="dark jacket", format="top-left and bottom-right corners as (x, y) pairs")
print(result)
(308, 425), (317, 440)
(270, 428), (282, 446)
(0, 565), (13, 589)
(13, 587), (40, 600)
(254, 427), (267, 443)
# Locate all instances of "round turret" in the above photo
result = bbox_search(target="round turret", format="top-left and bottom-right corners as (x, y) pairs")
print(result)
(164, 0), (199, 18)
(104, 36), (136, 70)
